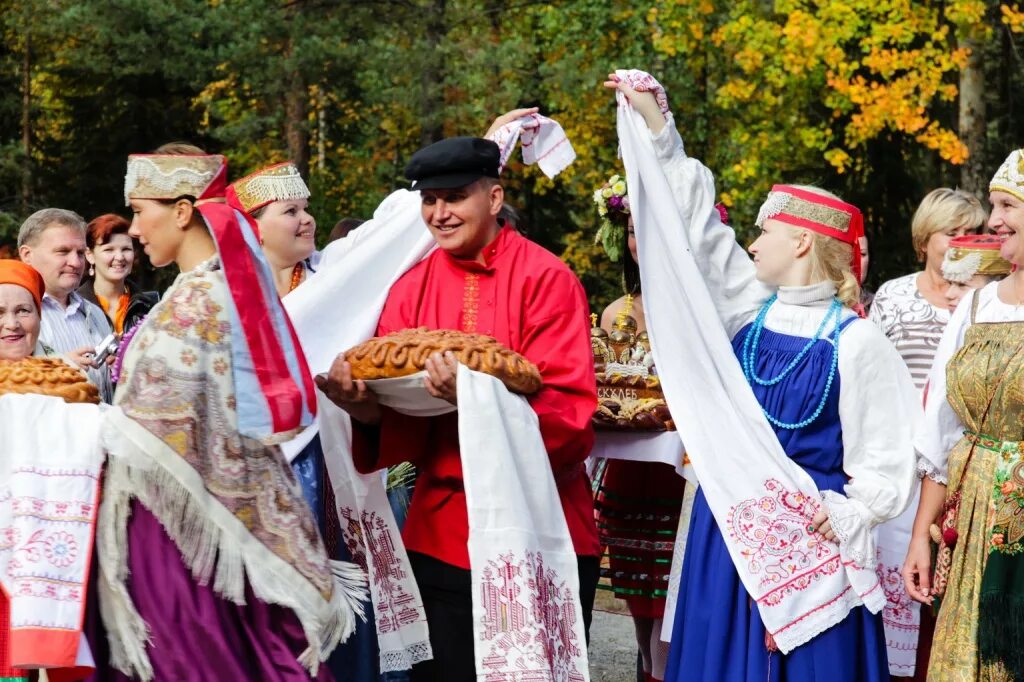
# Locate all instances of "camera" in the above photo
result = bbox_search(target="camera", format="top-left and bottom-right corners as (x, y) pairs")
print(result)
(93, 333), (120, 364)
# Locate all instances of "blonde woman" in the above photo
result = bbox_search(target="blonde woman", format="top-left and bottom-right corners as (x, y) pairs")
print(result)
(605, 72), (917, 682)
(869, 189), (986, 390)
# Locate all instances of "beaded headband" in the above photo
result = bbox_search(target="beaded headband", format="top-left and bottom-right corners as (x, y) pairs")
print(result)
(124, 154), (227, 206)
(941, 234), (1012, 283)
(227, 161), (310, 215)
(755, 184), (865, 282)
(990, 149), (1024, 203)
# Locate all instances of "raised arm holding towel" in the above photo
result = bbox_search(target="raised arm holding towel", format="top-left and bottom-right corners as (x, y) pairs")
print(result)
(607, 70), (918, 682)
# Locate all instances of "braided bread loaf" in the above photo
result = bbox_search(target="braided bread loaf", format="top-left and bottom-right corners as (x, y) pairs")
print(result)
(0, 357), (100, 404)
(344, 327), (543, 395)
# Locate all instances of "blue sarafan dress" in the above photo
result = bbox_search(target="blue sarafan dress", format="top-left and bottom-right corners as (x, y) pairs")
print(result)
(664, 318), (889, 682)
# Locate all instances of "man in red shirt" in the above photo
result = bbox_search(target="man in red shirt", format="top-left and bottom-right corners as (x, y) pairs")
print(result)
(320, 136), (600, 681)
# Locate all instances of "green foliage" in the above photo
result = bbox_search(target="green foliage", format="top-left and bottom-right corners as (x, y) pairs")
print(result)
(1, 0), (1023, 299)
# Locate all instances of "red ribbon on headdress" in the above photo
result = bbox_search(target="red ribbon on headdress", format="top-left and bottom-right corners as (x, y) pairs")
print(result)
(767, 184), (865, 284)
(198, 202), (317, 434)
(224, 185), (259, 240)
(199, 162), (228, 202)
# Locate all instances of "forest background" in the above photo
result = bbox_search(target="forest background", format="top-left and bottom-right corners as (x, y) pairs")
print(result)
(2, 0), (1024, 306)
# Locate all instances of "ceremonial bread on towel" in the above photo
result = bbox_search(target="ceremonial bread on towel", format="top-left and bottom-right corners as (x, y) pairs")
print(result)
(591, 316), (675, 432)
(0, 357), (100, 404)
(344, 327), (542, 395)
(594, 373), (675, 431)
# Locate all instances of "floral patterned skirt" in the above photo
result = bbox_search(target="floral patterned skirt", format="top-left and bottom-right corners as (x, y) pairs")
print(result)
(928, 438), (1013, 682)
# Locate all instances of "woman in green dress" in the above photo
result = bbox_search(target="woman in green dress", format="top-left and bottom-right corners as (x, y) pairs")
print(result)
(904, 148), (1024, 681)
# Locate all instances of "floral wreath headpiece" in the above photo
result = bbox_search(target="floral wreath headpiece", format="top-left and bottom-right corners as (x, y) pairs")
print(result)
(593, 174), (630, 262)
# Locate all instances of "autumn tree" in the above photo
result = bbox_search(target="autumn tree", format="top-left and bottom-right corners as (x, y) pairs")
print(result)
(3, 0), (1024, 292)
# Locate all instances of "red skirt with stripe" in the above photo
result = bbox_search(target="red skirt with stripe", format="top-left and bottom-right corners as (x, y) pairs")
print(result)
(594, 458), (686, 619)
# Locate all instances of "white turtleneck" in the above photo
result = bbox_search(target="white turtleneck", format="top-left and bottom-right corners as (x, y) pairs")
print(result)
(776, 280), (836, 305)
(764, 281), (853, 339)
(650, 114), (920, 551)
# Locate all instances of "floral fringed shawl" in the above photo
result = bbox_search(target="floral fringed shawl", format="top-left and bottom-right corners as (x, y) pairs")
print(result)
(97, 258), (365, 681)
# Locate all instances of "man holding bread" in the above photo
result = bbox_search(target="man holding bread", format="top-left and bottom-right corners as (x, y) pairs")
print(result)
(320, 135), (600, 681)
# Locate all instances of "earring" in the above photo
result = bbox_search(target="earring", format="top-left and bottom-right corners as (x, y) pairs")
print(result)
(89, 266), (95, 277)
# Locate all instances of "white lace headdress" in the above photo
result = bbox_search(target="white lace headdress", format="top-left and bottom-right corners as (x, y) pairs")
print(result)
(124, 154), (226, 205)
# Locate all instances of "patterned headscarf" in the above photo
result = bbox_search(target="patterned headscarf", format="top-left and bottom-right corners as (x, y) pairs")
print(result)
(124, 153), (316, 440)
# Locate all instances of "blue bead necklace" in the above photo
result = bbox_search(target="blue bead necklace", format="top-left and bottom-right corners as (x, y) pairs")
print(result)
(741, 294), (843, 430)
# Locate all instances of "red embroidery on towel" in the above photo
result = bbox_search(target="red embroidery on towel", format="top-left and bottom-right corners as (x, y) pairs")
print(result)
(478, 550), (586, 681)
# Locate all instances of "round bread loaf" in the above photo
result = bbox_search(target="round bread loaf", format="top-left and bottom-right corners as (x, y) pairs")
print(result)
(344, 327), (543, 395)
(0, 357), (100, 404)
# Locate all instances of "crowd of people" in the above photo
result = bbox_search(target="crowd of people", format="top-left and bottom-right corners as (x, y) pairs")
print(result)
(0, 68), (1021, 682)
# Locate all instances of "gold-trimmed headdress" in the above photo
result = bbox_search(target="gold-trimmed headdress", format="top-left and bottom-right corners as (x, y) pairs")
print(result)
(227, 161), (310, 215)
(941, 234), (1012, 283)
(124, 154), (227, 206)
(990, 149), (1024, 203)
(755, 184), (865, 282)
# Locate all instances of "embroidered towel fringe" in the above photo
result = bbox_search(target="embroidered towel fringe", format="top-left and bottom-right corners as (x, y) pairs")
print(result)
(98, 412), (366, 681)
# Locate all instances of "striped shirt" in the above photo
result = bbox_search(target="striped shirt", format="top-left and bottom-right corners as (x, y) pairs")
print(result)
(868, 273), (949, 392)
(39, 291), (114, 402)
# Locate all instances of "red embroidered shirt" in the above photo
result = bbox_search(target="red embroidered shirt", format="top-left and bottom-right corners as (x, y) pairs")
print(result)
(352, 226), (601, 569)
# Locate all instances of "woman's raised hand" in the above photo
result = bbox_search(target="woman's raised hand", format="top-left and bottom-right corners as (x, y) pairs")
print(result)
(603, 72), (666, 134)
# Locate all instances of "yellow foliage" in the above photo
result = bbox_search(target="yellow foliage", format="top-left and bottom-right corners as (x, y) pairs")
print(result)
(648, 0), (985, 225)
(824, 149), (852, 174)
(1003, 3), (1024, 32)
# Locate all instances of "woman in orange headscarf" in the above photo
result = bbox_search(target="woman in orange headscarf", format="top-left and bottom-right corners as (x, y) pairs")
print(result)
(0, 259), (45, 363)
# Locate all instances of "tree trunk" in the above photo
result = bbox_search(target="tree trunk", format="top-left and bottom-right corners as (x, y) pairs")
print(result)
(284, 0), (310, 178)
(419, 0), (446, 146)
(285, 63), (310, 178)
(958, 36), (986, 197)
(20, 31), (31, 214)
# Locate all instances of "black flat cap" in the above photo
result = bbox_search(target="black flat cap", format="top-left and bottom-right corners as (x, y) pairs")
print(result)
(405, 137), (500, 190)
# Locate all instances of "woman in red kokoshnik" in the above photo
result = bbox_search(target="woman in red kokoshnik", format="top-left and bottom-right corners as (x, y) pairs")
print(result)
(603, 72), (917, 682)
